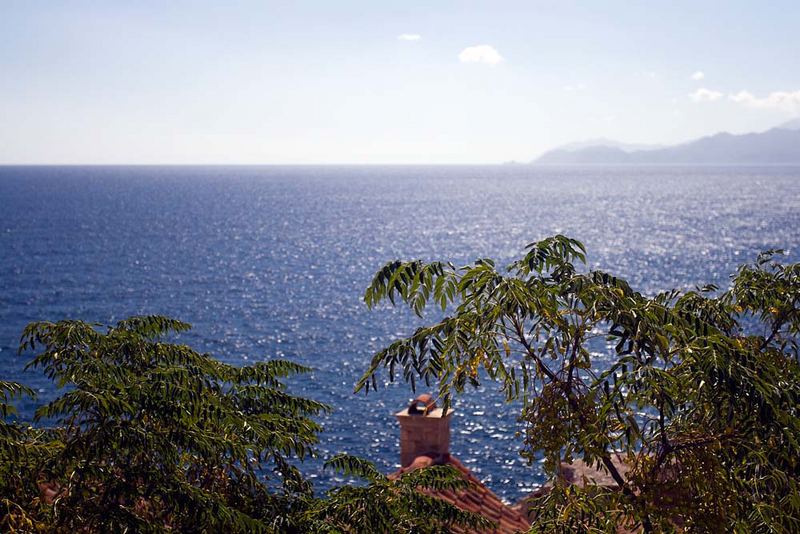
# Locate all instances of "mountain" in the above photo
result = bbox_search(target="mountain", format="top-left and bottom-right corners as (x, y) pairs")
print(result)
(534, 125), (800, 165)
(779, 117), (800, 130)
(557, 138), (665, 152)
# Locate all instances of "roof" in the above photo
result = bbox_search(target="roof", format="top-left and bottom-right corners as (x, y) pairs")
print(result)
(524, 454), (630, 501)
(391, 453), (530, 534)
(518, 454), (639, 532)
(557, 454), (630, 488)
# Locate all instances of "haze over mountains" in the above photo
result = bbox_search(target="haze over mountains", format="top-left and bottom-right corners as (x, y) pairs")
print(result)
(533, 119), (800, 165)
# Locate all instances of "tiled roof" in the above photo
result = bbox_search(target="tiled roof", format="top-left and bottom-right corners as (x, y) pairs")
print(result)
(525, 453), (631, 501)
(391, 453), (530, 534)
(518, 455), (641, 533)
(557, 454), (629, 488)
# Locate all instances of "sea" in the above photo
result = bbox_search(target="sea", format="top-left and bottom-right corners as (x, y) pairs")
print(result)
(1, 165), (799, 502)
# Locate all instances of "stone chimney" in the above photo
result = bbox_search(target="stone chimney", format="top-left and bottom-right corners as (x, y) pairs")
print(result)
(395, 393), (453, 467)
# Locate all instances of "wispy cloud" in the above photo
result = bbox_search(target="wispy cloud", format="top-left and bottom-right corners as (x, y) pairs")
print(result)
(729, 90), (800, 113)
(397, 34), (421, 41)
(691, 71), (705, 81)
(689, 88), (723, 102)
(688, 86), (800, 114)
(458, 45), (504, 65)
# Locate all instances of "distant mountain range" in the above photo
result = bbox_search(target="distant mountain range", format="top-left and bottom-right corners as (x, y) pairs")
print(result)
(533, 119), (800, 165)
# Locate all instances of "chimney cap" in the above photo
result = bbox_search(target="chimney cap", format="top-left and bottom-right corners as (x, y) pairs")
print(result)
(395, 394), (451, 418)
(408, 393), (436, 415)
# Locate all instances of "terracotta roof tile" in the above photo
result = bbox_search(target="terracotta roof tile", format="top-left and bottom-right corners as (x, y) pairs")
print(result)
(392, 454), (530, 534)
(558, 454), (629, 488)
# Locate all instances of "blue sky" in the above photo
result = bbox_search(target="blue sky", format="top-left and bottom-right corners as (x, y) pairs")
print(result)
(1, 1), (799, 163)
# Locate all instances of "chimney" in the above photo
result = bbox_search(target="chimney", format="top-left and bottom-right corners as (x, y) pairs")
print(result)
(395, 394), (453, 467)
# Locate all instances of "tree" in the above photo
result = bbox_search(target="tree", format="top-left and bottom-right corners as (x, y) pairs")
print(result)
(2, 315), (487, 533)
(358, 235), (800, 533)
(0, 380), (54, 533)
(306, 454), (491, 533)
(18, 316), (327, 532)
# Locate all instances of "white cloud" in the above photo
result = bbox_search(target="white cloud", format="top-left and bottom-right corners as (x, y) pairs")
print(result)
(397, 34), (421, 41)
(689, 88), (723, 102)
(458, 45), (504, 65)
(729, 90), (800, 113)
(691, 71), (705, 80)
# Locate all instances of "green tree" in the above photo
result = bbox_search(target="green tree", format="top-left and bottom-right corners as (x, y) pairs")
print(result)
(2, 315), (486, 533)
(358, 235), (800, 533)
(19, 316), (326, 532)
(0, 380), (54, 532)
(307, 454), (491, 533)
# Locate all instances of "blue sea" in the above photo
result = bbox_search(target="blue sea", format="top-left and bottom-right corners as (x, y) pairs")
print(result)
(1, 165), (799, 501)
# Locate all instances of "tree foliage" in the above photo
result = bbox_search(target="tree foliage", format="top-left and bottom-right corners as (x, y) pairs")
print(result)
(16, 315), (328, 532)
(1, 380), (55, 533)
(1, 316), (486, 533)
(306, 454), (493, 533)
(359, 235), (800, 533)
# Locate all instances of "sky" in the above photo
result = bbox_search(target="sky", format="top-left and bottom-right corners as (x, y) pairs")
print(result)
(1, 1), (799, 164)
